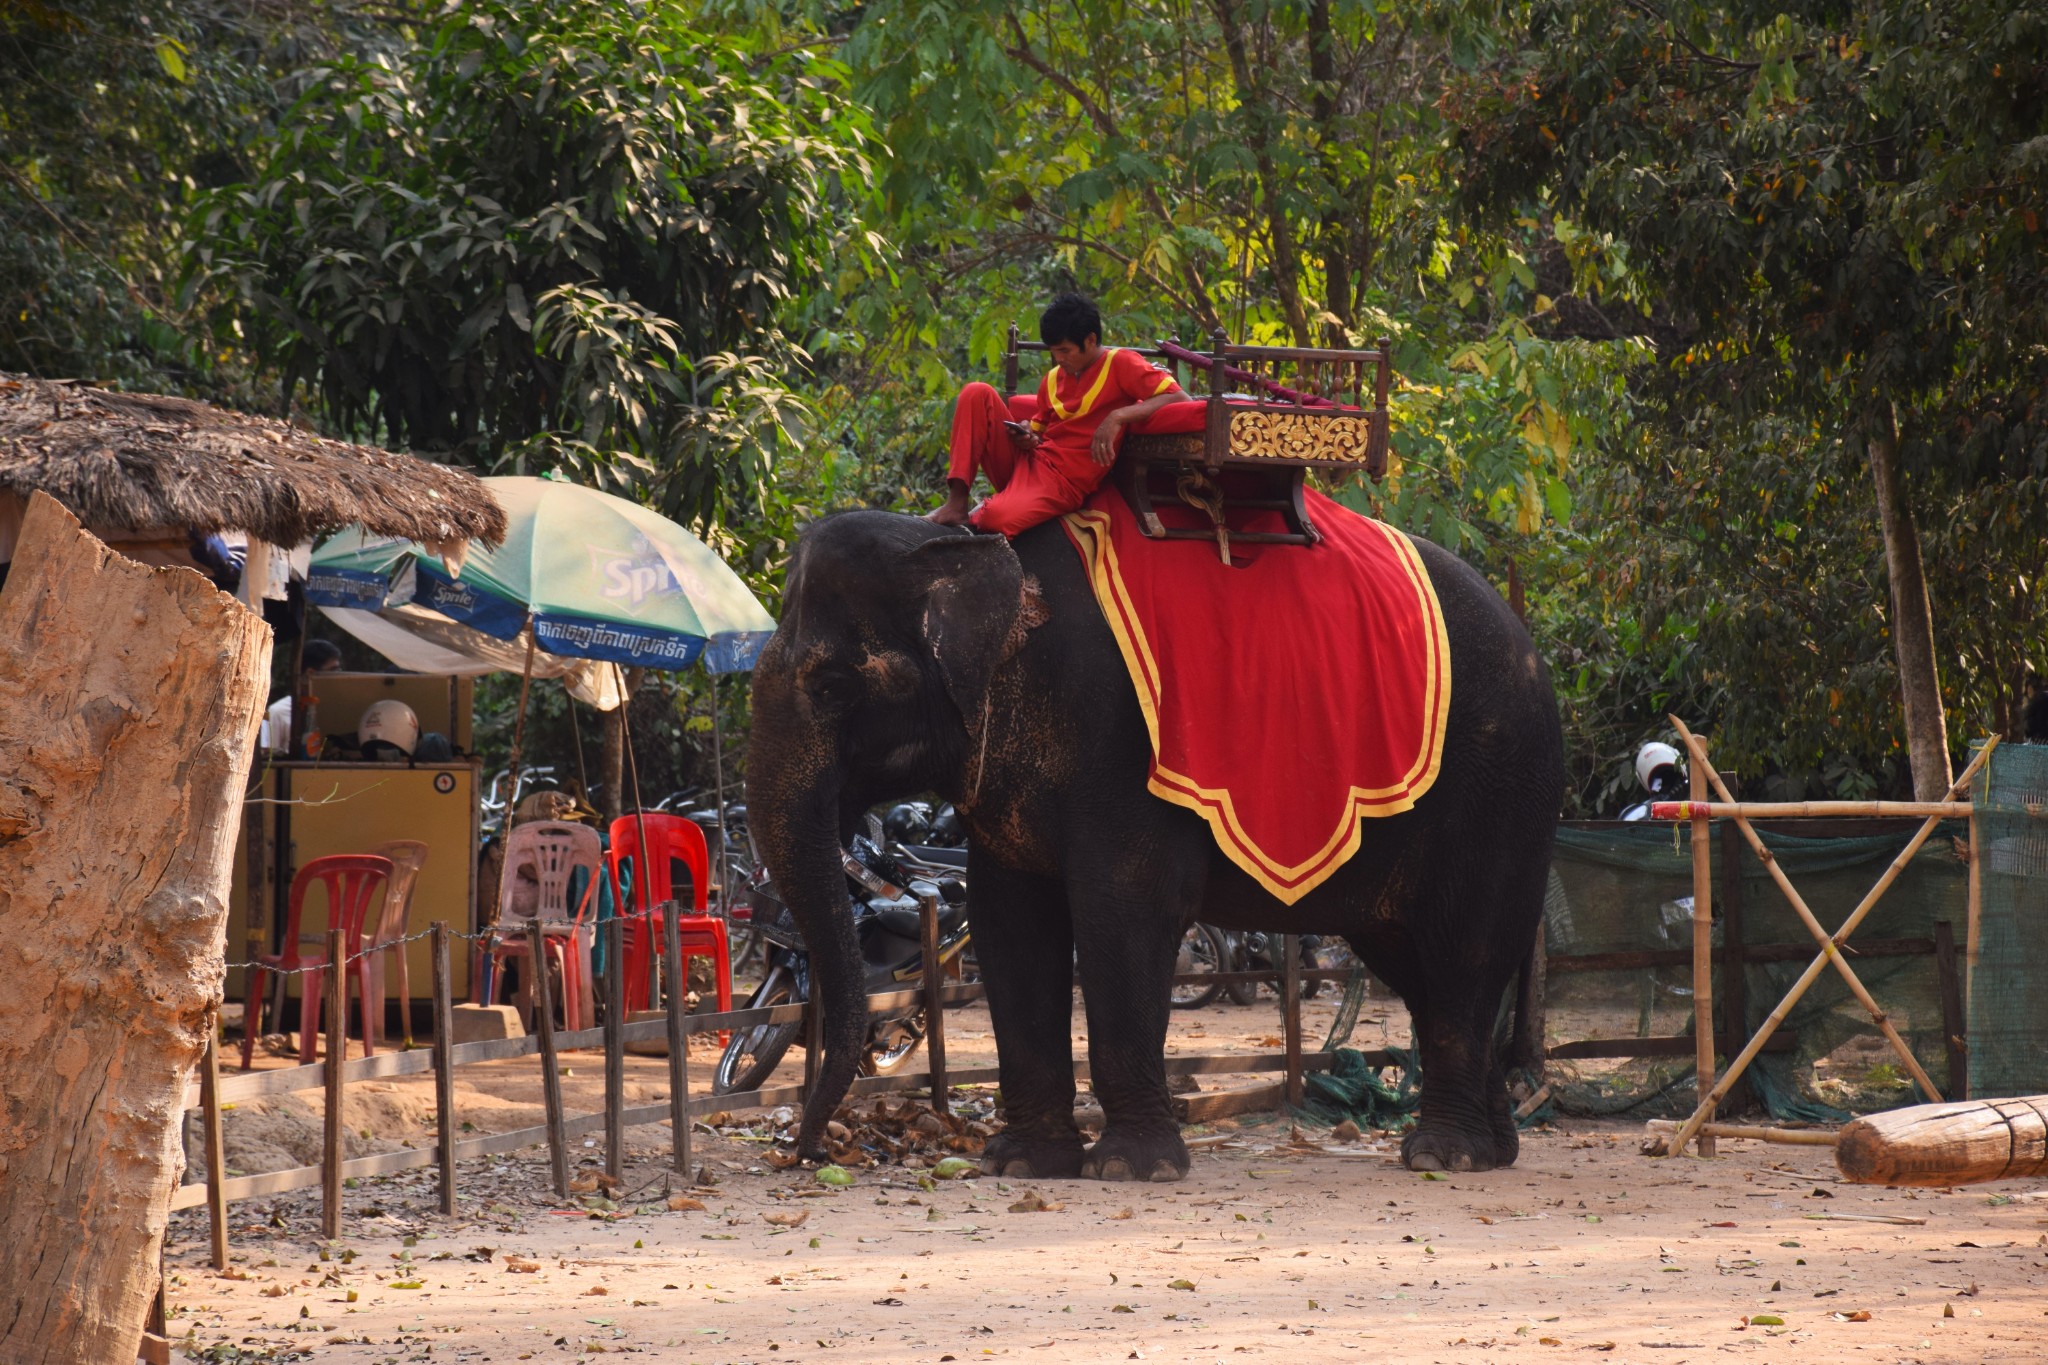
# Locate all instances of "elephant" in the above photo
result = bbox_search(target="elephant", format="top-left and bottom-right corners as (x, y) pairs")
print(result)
(746, 508), (1562, 1179)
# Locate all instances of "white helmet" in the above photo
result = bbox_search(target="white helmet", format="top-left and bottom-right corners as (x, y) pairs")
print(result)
(1635, 741), (1682, 791)
(359, 699), (420, 757)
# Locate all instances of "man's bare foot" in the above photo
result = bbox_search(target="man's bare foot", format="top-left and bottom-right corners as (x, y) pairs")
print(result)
(926, 494), (973, 528)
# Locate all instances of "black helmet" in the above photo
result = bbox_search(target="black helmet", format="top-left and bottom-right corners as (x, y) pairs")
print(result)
(882, 801), (932, 845)
(929, 803), (965, 847)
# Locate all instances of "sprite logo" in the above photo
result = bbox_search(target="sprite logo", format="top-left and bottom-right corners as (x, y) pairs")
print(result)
(590, 540), (706, 614)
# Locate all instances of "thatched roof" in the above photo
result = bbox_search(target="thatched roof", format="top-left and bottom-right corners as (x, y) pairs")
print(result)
(0, 374), (506, 548)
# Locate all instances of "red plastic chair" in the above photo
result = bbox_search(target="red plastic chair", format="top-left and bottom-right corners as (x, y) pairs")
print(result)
(605, 813), (731, 1033)
(240, 854), (393, 1068)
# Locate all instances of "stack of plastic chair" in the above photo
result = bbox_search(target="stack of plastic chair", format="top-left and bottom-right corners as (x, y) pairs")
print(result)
(482, 820), (601, 1032)
(362, 840), (429, 1050)
(239, 854), (394, 1067)
(606, 813), (731, 1035)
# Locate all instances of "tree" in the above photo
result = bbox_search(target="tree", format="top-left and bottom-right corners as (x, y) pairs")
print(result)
(187, 0), (877, 522)
(1451, 0), (2048, 796)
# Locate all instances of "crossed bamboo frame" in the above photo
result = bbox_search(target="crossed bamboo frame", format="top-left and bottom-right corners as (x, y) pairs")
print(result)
(1655, 718), (1998, 1158)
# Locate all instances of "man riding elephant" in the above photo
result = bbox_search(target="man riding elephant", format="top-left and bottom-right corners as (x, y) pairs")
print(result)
(927, 293), (1187, 536)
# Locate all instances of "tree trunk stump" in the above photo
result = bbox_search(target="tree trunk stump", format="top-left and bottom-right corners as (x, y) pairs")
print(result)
(1836, 1095), (2048, 1187)
(0, 492), (271, 1363)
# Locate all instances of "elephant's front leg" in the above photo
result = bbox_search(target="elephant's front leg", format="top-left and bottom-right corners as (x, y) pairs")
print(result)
(972, 866), (1087, 1179)
(1070, 859), (1202, 1182)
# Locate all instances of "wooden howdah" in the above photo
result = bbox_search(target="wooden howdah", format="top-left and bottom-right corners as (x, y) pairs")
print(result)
(1002, 327), (1393, 562)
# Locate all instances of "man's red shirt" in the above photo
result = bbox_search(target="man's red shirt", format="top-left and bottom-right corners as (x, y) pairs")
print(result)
(1024, 346), (1179, 488)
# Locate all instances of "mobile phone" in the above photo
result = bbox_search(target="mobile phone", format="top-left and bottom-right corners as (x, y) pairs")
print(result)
(1003, 420), (1035, 440)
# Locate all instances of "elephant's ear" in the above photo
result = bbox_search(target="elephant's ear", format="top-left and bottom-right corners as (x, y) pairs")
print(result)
(907, 533), (1024, 724)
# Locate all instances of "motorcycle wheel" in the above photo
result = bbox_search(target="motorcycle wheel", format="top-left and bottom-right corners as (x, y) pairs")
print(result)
(1170, 923), (1229, 1009)
(712, 972), (802, 1096)
(1224, 936), (1262, 1007)
(861, 1013), (925, 1076)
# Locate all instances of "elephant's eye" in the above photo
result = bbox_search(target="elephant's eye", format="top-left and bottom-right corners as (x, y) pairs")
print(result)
(799, 659), (862, 714)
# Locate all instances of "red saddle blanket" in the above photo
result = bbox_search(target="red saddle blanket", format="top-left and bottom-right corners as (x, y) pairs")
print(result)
(1060, 485), (1449, 904)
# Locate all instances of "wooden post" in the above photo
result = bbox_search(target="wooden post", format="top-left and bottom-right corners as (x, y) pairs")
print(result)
(200, 1024), (228, 1271)
(661, 901), (690, 1176)
(322, 929), (345, 1241)
(1689, 751), (1716, 1157)
(1933, 920), (1967, 1102)
(1658, 724), (1997, 1156)
(1965, 787), (1983, 1020)
(0, 494), (269, 1364)
(430, 923), (457, 1216)
(531, 927), (568, 1199)
(1717, 818), (1750, 1116)
(1280, 933), (1304, 1108)
(1836, 1095), (2048, 1186)
(604, 916), (625, 1182)
(919, 891), (950, 1115)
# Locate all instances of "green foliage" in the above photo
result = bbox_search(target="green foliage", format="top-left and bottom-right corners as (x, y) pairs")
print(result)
(186, 0), (878, 522)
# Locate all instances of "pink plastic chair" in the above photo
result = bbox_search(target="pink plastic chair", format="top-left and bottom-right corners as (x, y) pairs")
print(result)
(240, 854), (393, 1068)
(362, 840), (428, 1050)
(483, 821), (602, 1032)
(606, 813), (730, 1030)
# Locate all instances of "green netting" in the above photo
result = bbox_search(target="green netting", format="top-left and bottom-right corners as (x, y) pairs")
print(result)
(1542, 806), (1978, 1122)
(1969, 742), (2048, 1097)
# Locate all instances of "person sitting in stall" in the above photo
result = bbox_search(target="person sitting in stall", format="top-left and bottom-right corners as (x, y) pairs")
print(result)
(928, 292), (1187, 536)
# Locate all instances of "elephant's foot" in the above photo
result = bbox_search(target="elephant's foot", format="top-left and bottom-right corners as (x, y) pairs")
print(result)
(979, 1129), (1086, 1179)
(1081, 1127), (1189, 1182)
(1401, 1120), (1517, 1174)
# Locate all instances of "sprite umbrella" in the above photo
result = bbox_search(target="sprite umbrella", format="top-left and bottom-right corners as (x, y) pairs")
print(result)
(307, 475), (774, 674)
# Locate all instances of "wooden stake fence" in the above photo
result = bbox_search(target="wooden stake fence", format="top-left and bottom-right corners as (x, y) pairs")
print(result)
(1652, 722), (1997, 1157)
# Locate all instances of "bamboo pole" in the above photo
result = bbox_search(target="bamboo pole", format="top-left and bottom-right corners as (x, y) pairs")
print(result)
(1966, 779), (1983, 1021)
(321, 930), (345, 1240)
(430, 923), (457, 1217)
(531, 929), (568, 1199)
(604, 916), (625, 1182)
(1658, 724), (1998, 1157)
(1645, 1119), (1838, 1148)
(1689, 749), (1716, 1158)
(199, 1020), (228, 1271)
(1650, 800), (1972, 821)
(661, 901), (691, 1177)
(919, 891), (949, 1116)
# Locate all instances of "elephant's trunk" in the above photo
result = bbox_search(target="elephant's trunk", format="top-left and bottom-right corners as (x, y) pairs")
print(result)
(745, 711), (867, 1162)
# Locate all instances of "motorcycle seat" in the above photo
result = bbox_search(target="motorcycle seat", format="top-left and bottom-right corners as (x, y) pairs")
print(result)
(869, 892), (967, 941)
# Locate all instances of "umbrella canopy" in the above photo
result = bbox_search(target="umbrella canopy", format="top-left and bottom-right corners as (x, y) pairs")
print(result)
(0, 373), (505, 550)
(309, 476), (774, 674)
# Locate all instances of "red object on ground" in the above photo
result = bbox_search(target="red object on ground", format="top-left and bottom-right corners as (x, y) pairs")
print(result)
(240, 853), (393, 1067)
(606, 813), (732, 1035)
(1060, 486), (1450, 904)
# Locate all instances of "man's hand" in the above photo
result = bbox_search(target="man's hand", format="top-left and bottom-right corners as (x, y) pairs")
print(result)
(1090, 411), (1126, 466)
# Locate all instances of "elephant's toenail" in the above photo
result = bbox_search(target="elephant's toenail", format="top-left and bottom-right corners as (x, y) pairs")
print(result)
(1410, 1152), (1444, 1172)
(1148, 1161), (1184, 1182)
(1002, 1159), (1035, 1177)
(1098, 1157), (1135, 1181)
(1449, 1153), (1474, 1173)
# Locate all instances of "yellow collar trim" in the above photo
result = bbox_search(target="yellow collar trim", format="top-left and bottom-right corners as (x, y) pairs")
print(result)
(1045, 348), (1118, 423)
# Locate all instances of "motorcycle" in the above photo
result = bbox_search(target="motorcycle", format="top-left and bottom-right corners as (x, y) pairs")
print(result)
(1216, 929), (1343, 1006)
(712, 835), (972, 1096)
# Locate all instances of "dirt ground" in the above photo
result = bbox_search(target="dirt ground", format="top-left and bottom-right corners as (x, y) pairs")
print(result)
(165, 992), (2048, 1365)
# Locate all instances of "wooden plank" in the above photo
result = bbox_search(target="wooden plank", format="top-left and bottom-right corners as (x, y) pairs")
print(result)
(321, 930), (344, 1240)
(200, 1027), (227, 1270)
(531, 922), (568, 1199)
(604, 916), (625, 1181)
(1650, 800), (1973, 820)
(1837, 1095), (2048, 1186)
(1548, 937), (1939, 975)
(1645, 1119), (1838, 1147)
(431, 923), (457, 1217)
(919, 892), (949, 1115)
(1548, 1033), (1793, 1061)
(1177, 1082), (1286, 1123)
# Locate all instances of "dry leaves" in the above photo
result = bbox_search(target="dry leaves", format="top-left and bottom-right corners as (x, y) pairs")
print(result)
(763, 1210), (810, 1229)
(666, 1196), (705, 1212)
(1007, 1190), (1065, 1213)
(504, 1255), (541, 1274)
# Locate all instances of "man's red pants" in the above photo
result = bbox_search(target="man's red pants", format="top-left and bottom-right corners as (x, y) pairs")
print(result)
(947, 382), (1101, 536)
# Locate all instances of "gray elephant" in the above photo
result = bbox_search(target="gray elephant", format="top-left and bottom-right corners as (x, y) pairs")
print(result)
(747, 510), (1561, 1179)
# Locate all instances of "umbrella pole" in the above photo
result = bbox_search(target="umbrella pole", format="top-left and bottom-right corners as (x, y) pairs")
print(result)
(617, 665), (658, 1011)
(710, 673), (730, 910)
(506, 616), (539, 788)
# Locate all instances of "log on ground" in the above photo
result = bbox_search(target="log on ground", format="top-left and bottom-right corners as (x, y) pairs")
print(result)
(1835, 1095), (2048, 1187)
(0, 492), (270, 1364)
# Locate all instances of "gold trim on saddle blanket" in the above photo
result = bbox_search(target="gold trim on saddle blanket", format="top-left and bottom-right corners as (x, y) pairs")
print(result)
(1229, 409), (1378, 462)
(1061, 506), (1451, 905)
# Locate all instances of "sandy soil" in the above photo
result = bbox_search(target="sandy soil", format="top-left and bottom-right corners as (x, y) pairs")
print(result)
(165, 994), (2048, 1365)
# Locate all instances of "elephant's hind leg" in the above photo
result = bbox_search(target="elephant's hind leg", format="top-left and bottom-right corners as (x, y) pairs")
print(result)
(972, 865), (1088, 1179)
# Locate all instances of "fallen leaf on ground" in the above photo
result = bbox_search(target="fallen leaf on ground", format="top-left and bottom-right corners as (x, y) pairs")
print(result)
(666, 1196), (704, 1212)
(583, 1286), (608, 1297)
(505, 1256), (541, 1273)
(764, 1210), (810, 1228)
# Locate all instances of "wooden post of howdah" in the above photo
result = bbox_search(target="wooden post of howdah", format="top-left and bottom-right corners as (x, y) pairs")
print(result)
(0, 494), (270, 1365)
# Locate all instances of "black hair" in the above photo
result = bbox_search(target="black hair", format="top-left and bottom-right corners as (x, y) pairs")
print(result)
(1039, 292), (1102, 348)
(303, 638), (343, 670)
